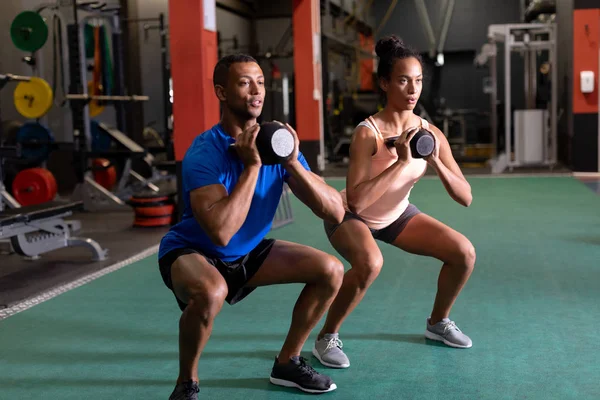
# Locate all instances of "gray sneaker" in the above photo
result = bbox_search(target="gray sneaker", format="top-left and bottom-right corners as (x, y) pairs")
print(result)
(425, 317), (472, 348)
(312, 333), (350, 368)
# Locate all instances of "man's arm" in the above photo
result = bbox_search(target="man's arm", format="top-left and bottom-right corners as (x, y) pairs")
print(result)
(285, 162), (345, 224)
(190, 165), (260, 247)
(187, 124), (263, 246)
(279, 123), (344, 224)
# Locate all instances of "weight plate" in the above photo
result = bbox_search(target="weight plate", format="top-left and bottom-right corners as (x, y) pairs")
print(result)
(15, 122), (54, 165)
(12, 167), (57, 206)
(10, 11), (48, 52)
(15, 122), (54, 166)
(13, 77), (54, 119)
(92, 158), (117, 190)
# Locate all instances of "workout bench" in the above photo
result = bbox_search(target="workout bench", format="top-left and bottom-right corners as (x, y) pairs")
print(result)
(0, 200), (107, 261)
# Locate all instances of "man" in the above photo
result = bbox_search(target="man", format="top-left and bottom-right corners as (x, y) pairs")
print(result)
(158, 54), (346, 399)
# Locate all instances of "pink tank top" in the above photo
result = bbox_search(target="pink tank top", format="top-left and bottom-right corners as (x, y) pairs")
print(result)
(340, 116), (428, 230)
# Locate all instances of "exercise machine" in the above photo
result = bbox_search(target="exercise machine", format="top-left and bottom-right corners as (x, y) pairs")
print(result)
(475, 23), (557, 173)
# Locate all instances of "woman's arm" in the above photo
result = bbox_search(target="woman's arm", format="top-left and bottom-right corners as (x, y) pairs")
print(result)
(345, 126), (417, 214)
(425, 124), (473, 207)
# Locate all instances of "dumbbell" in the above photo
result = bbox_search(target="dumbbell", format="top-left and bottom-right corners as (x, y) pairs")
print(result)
(230, 121), (295, 165)
(384, 129), (435, 158)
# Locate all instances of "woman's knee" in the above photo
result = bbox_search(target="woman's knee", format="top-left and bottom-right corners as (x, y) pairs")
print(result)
(453, 239), (476, 270)
(315, 254), (345, 291)
(352, 252), (384, 288)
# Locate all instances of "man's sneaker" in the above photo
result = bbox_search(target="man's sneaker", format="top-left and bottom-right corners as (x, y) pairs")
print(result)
(168, 380), (199, 400)
(312, 333), (350, 368)
(270, 356), (337, 393)
(425, 317), (472, 348)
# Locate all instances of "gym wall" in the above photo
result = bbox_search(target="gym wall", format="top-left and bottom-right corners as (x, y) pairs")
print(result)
(372, 0), (523, 116)
(572, 2), (600, 172)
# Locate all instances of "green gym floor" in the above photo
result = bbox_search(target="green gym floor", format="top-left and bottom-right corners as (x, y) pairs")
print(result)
(0, 176), (599, 400)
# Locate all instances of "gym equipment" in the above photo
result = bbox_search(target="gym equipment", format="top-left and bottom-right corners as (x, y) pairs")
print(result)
(128, 190), (175, 227)
(228, 122), (295, 165)
(524, 0), (556, 23)
(475, 23), (557, 172)
(66, 93), (149, 102)
(12, 168), (57, 206)
(13, 77), (54, 119)
(128, 13), (171, 150)
(72, 122), (168, 212)
(0, 201), (107, 261)
(256, 122), (295, 165)
(87, 81), (106, 117)
(1, 120), (24, 145)
(10, 11), (48, 52)
(385, 130), (435, 158)
(15, 122), (54, 165)
(0, 141), (107, 261)
(272, 184), (294, 230)
(91, 120), (112, 151)
(91, 158), (117, 191)
(0, 146), (21, 212)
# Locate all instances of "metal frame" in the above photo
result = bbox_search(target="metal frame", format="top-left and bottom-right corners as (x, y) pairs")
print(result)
(0, 210), (107, 261)
(487, 23), (557, 171)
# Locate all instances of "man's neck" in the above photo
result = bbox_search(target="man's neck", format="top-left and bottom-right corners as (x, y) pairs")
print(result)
(220, 109), (257, 140)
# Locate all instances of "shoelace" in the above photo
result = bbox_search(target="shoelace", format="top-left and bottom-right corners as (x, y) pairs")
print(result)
(325, 336), (343, 351)
(183, 382), (199, 396)
(442, 320), (461, 335)
(298, 357), (317, 377)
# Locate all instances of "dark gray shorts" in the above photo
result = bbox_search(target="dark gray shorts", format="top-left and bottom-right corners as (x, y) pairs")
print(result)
(323, 204), (421, 244)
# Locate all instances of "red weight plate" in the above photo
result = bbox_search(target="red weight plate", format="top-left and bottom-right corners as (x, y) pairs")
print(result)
(134, 215), (172, 227)
(92, 158), (117, 190)
(12, 167), (57, 206)
(133, 205), (174, 217)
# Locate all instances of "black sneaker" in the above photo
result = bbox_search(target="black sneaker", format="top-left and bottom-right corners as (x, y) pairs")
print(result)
(168, 380), (199, 400)
(270, 356), (337, 393)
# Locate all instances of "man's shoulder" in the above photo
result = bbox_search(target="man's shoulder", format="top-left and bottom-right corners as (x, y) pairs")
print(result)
(186, 125), (228, 158)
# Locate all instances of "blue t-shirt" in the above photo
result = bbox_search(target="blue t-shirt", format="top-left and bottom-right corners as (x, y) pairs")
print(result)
(158, 123), (310, 262)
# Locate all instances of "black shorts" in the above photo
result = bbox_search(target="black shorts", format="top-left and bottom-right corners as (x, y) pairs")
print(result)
(158, 238), (276, 311)
(323, 204), (421, 244)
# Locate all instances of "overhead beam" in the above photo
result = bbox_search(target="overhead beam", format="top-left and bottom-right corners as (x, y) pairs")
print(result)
(216, 0), (255, 18)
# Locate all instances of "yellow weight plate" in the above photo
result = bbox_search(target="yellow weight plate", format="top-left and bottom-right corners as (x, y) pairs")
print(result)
(13, 77), (53, 119)
(87, 81), (105, 117)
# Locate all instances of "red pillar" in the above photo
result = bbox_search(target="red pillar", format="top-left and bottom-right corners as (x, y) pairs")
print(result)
(169, 0), (220, 219)
(169, 0), (220, 162)
(293, 0), (324, 173)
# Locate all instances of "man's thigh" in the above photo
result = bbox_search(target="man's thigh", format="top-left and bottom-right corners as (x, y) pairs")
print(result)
(170, 252), (228, 306)
(245, 240), (343, 287)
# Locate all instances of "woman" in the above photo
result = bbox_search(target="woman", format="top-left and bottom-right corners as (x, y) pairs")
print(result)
(312, 35), (476, 369)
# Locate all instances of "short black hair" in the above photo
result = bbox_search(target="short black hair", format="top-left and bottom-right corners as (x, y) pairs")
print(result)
(213, 53), (258, 87)
(375, 35), (422, 82)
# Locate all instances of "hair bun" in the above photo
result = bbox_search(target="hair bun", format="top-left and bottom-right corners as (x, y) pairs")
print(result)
(375, 35), (405, 58)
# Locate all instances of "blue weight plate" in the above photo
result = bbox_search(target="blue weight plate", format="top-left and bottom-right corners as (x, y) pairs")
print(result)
(15, 122), (54, 164)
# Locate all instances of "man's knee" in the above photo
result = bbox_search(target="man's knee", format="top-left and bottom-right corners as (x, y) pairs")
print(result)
(184, 282), (228, 321)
